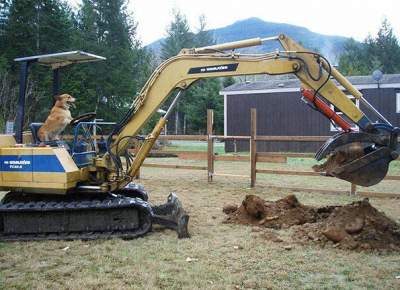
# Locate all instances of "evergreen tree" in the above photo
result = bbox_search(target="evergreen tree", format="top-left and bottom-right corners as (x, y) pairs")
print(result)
(0, 0), (10, 71)
(184, 79), (223, 134)
(222, 76), (235, 88)
(3, 0), (74, 60)
(160, 12), (224, 134)
(0, 0), (75, 128)
(368, 19), (400, 73)
(194, 14), (212, 47)
(182, 15), (224, 134)
(69, 0), (151, 122)
(160, 10), (194, 60)
(159, 11), (192, 134)
(339, 19), (400, 75)
(0, 0), (10, 39)
(338, 38), (371, 75)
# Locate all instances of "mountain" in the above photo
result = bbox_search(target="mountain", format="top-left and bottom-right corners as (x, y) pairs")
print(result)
(147, 17), (349, 62)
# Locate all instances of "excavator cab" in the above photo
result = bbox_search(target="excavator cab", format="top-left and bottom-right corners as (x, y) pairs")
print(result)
(13, 51), (110, 168)
(13, 52), (124, 168)
(13, 51), (106, 144)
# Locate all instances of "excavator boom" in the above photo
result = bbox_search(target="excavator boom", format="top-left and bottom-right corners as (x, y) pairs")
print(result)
(106, 34), (398, 188)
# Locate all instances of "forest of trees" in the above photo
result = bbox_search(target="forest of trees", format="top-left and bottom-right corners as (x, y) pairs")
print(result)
(0, 1), (399, 135)
(0, 0), (154, 132)
(0, 0), (228, 135)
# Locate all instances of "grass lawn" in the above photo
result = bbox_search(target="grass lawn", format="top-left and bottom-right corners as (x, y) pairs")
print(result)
(163, 140), (225, 154)
(1, 158), (400, 289)
(152, 142), (400, 194)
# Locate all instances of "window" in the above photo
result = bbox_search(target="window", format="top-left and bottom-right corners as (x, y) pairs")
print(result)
(397, 92), (400, 113)
(330, 95), (359, 132)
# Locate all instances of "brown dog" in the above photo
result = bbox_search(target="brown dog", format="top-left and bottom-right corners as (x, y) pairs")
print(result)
(38, 94), (76, 142)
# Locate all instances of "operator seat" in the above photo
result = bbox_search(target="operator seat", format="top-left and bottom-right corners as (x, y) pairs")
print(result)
(29, 122), (70, 150)
(29, 123), (43, 144)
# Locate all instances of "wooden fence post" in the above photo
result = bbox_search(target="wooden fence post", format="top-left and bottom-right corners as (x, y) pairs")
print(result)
(350, 183), (357, 195)
(250, 108), (257, 187)
(207, 109), (214, 182)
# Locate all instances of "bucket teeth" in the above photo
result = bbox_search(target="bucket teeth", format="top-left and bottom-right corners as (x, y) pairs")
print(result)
(330, 147), (392, 186)
(315, 132), (388, 161)
(315, 131), (397, 186)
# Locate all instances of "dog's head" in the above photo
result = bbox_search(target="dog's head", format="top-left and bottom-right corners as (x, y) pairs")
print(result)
(55, 94), (76, 109)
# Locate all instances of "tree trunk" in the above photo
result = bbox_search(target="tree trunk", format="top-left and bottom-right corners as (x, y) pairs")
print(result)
(183, 114), (186, 134)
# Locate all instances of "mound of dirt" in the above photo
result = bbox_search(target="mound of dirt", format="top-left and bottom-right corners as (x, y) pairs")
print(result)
(223, 195), (400, 251)
(294, 199), (400, 250)
(224, 194), (316, 229)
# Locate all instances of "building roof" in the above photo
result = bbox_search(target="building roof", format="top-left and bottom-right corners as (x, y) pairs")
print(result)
(221, 74), (400, 94)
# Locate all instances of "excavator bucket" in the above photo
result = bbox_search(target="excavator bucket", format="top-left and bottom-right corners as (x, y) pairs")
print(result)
(329, 147), (392, 186)
(315, 131), (398, 187)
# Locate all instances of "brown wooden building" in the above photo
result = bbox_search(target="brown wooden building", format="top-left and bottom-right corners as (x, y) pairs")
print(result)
(220, 74), (400, 152)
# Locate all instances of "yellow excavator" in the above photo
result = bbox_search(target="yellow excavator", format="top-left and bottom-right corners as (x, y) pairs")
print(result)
(0, 34), (398, 241)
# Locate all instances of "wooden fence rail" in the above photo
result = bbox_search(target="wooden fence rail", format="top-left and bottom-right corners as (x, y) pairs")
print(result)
(209, 109), (399, 198)
(140, 109), (399, 198)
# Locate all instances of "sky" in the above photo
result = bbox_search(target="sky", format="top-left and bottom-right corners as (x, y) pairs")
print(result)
(69, 0), (399, 45)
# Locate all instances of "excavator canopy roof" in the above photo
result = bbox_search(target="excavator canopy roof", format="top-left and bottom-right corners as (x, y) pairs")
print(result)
(14, 51), (106, 69)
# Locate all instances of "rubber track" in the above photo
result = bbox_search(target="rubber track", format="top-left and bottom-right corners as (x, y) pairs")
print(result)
(0, 195), (153, 242)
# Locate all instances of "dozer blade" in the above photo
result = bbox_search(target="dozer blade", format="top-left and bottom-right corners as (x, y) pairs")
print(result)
(315, 131), (398, 187)
(152, 193), (190, 238)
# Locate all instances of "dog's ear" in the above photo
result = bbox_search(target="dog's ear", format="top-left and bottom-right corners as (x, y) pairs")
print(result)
(54, 95), (62, 101)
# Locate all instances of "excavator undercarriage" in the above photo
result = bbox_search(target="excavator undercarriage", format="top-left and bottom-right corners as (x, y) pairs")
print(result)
(0, 185), (189, 241)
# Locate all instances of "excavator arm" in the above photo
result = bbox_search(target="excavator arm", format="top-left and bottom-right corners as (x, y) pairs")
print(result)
(104, 34), (398, 190)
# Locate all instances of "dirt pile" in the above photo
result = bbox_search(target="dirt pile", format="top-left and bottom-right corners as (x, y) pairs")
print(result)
(223, 195), (400, 251)
(294, 199), (400, 250)
(224, 194), (316, 229)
